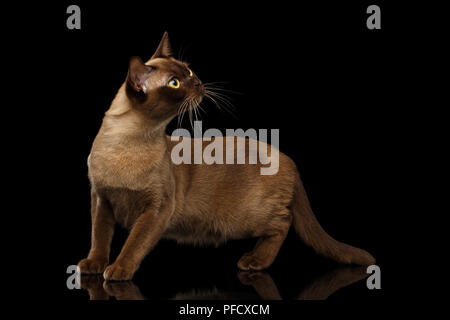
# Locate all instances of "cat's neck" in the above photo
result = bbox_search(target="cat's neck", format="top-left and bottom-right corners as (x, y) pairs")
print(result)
(99, 85), (169, 143)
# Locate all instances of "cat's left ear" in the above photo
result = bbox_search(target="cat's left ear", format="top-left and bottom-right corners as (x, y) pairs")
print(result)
(151, 31), (173, 59)
(126, 56), (153, 93)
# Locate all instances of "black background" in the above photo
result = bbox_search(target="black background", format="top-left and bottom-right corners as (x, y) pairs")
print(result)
(13, 0), (433, 309)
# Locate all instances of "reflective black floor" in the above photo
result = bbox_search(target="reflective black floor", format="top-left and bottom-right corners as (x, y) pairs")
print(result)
(65, 228), (383, 301)
(79, 266), (369, 300)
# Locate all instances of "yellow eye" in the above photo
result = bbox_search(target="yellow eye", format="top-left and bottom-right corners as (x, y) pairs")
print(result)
(187, 68), (193, 77)
(168, 78), (180, 89)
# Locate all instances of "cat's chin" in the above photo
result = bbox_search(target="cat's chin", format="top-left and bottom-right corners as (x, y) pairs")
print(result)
(195, 96), (204, 104)
(189, 95), (205, 106)
(195, 86), (206, 103)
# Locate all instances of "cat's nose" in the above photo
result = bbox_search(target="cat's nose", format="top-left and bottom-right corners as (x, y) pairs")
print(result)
(194, 79), (202, 87)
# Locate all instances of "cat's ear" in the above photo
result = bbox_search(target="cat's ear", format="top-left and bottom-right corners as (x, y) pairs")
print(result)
(126, 56), (153, 93)
(151, 31), (173, 59)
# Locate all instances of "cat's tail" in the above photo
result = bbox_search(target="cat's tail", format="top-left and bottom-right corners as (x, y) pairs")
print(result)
(291, 171), (375, 266)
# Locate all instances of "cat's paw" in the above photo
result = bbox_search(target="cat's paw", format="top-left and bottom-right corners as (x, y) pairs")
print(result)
(237, 253), (268, 271)
(78, 258), (109, 274)
(103, 262), (137, 281)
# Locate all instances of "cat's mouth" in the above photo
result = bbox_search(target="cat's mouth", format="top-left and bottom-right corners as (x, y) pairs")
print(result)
(190, 94), (204, 108)
(177, 94), (204, 122)
(192, 86), (206, 104)
(196, 85), (206, 102)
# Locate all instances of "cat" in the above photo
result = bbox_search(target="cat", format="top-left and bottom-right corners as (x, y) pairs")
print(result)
(78, 32), (375, 281)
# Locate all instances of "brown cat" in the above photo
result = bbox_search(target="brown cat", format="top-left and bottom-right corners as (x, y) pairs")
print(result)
(78, 32), (375, 281)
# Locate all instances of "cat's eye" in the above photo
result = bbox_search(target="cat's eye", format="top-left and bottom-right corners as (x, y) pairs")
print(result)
(168, 78), (180, 89)
(187, 67), (193, 77)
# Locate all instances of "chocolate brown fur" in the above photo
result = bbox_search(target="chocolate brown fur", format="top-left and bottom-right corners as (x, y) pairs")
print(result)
(78, 32), (375, 280)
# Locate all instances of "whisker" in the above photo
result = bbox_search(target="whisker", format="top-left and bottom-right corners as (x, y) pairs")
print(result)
(176, 80), (238, 128)
(204, 84), (242, 95)
(204, 90), (237, 119)
(178, 100), (189, 128)
(206, 90), (236, 111)
(176, 102), (182, 127)
(192, 101), (199, 122)
(188, 101), (194, 131)
(207, 91), (235, 107)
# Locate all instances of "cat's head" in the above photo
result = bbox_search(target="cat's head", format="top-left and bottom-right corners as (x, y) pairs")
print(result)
(125, 32), (205, 121)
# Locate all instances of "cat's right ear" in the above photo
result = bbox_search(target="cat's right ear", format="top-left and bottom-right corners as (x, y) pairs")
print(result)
(126, 56), (153, 93)
(151, 32), (173, 59)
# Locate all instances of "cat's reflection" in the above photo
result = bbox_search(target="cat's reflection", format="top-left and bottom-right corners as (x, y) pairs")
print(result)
(81, 275), (144, 300)
(80, 267), (368, 300)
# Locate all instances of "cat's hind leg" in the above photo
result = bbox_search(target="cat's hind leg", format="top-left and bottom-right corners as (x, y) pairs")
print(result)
(237, 212), (291, 271)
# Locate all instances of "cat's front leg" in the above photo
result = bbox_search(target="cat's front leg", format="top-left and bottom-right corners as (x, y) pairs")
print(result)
(78, 190), (115, 274)
(103, 200), (175, 281)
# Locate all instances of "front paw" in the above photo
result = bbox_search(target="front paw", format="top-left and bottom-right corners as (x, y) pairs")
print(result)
(78, 258), (109, 274)
(103, 262), (137, 281)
